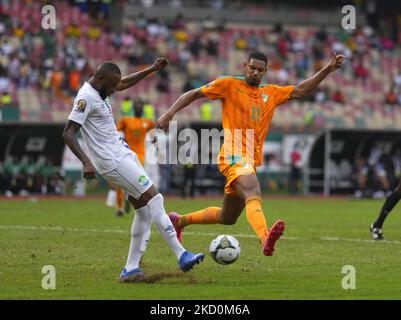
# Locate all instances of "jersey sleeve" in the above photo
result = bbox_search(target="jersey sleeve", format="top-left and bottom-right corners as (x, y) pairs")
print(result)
(117, 118), (125, 131)
(200, 77), (229, 100)
(146, 119), (155, 132)
(68, 94), (94, 125)
(270, 85), (295, 106)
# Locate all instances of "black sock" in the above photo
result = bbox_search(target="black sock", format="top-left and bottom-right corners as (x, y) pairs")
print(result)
(374, 190), (401, 228)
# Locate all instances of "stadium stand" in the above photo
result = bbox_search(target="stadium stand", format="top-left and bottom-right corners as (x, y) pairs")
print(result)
(1, 0), (401, 130)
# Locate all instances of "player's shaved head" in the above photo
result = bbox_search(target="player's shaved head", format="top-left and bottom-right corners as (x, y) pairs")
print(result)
(96, 61), (121, 76)
(90, 61), (122, 99)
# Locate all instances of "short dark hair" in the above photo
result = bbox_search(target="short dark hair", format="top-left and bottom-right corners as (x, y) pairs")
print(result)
(248, 52), (268, 65)
(97, 61), (121, 76)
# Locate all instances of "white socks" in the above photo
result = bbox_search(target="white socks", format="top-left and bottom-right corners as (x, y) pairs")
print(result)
(124, 205), (152, 271)
(124, 193), (186, 272)
(147, 194), (186, 259)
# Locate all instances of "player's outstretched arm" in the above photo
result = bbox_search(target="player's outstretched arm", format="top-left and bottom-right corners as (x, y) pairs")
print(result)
(155, 88), (206, 131)
(62, 120), (96, 179)
(290, 51), (345, 100)
(116, 58), (169, 92)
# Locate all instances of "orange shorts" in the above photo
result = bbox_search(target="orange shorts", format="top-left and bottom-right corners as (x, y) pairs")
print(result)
(218, 155), (256, 196)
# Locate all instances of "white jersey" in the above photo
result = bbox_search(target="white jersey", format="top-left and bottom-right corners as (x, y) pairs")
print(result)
(68, 82), (132, 174)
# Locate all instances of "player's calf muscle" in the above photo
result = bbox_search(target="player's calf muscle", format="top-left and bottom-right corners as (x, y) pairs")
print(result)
(219, 214), (238, 225)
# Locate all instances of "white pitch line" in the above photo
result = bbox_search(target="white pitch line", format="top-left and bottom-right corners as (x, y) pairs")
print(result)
(1, 224), (401, 245)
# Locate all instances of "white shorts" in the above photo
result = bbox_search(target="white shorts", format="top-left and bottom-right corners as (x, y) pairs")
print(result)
(102, 152), (153, 200)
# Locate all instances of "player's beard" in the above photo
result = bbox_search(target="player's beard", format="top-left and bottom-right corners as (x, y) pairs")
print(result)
(246, 77), (260, 87)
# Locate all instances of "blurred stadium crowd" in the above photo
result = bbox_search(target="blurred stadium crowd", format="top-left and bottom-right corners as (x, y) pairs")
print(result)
(0, 0), (401, 128)
(0, 0), (401, 197)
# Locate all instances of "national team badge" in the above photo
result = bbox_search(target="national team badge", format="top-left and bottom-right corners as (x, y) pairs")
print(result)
(262, 94), (269, 103)
(76, 99), (86, 112)
(138, 175), (150, 186)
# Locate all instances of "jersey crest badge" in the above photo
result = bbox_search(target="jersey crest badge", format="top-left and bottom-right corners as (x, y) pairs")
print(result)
(138, 175), (150, 186)
(262, 94), (269, 103)
(76, 99), (86, 112)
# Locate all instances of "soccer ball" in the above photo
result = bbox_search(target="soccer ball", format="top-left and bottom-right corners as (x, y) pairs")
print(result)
(209, 235), (240, 265)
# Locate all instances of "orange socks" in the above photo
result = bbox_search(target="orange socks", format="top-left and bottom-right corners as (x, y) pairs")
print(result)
(178, 207), (222, 227)
(116, 188), (124, 210)
(245, 196), (267, 242)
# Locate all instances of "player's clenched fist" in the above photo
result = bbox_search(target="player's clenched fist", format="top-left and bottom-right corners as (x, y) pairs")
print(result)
(151, 57), (169, 72)
(327, 51), (346, 72)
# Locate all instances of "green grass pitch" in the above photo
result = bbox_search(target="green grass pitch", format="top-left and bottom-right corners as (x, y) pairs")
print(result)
(1, 196), (401, 300)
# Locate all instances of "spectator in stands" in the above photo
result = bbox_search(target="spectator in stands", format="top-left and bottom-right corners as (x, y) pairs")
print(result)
(112, 31), (123, 50)
(295, 52), (308, 79)
(385, 87), (398, 105)
(87, 23), (102, 41)
(200, 101), (213, 121)
(332, 89), (346, 104)
(314, 87), (330, 103)
(156, 68), (170, 93)
(68, 69), (81, 96)
(289, 142), (303, 195)
(135, 13), (148, 30)
(354, 61), (369, 82)
(3, 155), (20, 197)
(189, 36), (203, 57)
(205, 38), (218, 57)
(75, 0), (89, 13)
(66, 23), (82, 38)
(143, 101), (156, 121)
(120, 96), (133, 117)
(234, 32), (248, 50)
(100, 0), (111, 19)
(178, 47), (191, 71)
(0, 91), (12, 107)
(173, 13), (185, 30)
(393, 70), (401, 88)
(17, 60), (30, 89)
(182, 77), (195, 92)
(51, 68), (64, 98)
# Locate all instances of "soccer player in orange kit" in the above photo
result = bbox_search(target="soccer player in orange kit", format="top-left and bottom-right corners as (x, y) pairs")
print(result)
(115, 97), (154, 216)
(156, 51), (345, 256)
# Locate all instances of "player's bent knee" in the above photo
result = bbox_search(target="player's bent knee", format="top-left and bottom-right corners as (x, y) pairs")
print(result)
(220, 216), (238, 225)
(243, 188), (262, 200)
(133, 186), (159, 208)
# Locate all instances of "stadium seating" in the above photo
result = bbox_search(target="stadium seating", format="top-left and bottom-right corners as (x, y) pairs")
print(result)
(1, 1), (401, 130)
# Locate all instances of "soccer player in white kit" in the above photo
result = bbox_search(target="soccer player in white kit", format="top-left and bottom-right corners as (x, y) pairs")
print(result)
(63, 59), (204, 281)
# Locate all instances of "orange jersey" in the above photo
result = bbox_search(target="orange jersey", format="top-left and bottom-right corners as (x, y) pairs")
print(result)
(201, 76), (294, 167)
(117, 117), (154, 164)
